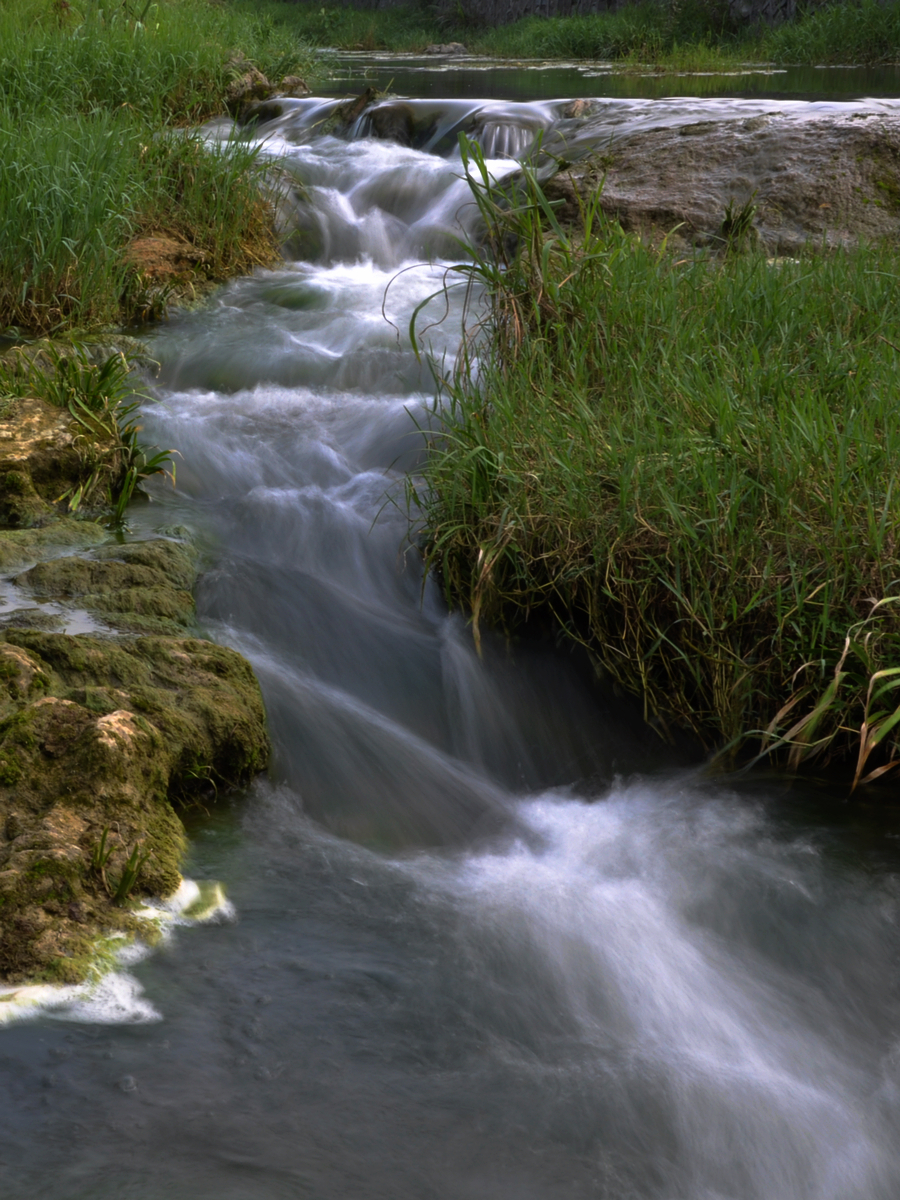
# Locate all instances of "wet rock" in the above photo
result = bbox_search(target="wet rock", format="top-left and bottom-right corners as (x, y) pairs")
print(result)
(424, 42), (467, 56)
(225, 62), (272, 117)
(0, 396), (121, 529)
(0, 519), (108, 573)
(14, 539), (200, 636)
(278, 75), (309, 97)
(0, 383), (271, 986)
(0, 628), (269, 983)
(367, 103), (416, 147)
(563, 99), (599, 121)
(322, 88), (379, 137)
(240, 100), (285, 126)
(544, 111), (900, 255)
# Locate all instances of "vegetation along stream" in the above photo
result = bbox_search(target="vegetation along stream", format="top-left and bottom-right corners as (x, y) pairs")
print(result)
(5, 47), (900, 1200)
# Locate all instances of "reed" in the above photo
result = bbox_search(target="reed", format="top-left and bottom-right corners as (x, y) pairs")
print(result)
(761, 0), (900, 64)
(417, 143), (900, 782)
(0, 115), (276, 336)
(271, 1), (444, 51)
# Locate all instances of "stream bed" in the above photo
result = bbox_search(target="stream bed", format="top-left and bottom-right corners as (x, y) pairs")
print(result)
(3, 66), (900, 1200)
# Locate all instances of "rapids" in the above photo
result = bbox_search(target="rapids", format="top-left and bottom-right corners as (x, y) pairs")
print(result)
(2, 78), (900, 1200)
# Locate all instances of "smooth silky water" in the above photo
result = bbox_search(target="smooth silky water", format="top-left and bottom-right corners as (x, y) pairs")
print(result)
(4, 68), (900, 1200)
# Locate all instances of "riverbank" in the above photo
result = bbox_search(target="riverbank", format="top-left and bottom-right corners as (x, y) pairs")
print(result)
(0, 0), (321, 339)
(0, 0), (300, 982)
(419, 138), (900, 782)
(0, 340), (271, 983)
(286, 0), (900, 70)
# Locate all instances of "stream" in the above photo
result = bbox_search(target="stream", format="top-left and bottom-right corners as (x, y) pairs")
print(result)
(3, 66), (900, 1200)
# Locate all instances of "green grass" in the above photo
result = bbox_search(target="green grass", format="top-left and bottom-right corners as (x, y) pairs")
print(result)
(418, 144), (900, 783)
(762, 0), (900, 64)
(469, 1), (743, 67)
(271, 1), (445, 52)
(471, 0), (900, 68)
(0, 0), (319, 123)
(294, 0), (900, 69)
(0, 0), (321, 337)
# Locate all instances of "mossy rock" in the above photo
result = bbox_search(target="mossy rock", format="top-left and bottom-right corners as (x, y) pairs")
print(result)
(0, 518), (109, 572)
(0, 630), (269, 983)
(12, 538), (200, 636)
(0, 395), (122, 529)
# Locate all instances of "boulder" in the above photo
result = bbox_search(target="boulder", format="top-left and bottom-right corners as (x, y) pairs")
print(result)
(544, 110), (900, 255)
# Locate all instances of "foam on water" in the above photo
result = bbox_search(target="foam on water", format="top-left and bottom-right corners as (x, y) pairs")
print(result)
(0, 879), (233, 1027)
(399, 783), (900, 1198)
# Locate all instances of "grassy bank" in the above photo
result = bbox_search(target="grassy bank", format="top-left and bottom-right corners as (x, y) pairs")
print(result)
(0, 0), (320, 337)
(468, 0), (900, 67)
(418, 153), (900, 782)
(290, 0), (900, 69)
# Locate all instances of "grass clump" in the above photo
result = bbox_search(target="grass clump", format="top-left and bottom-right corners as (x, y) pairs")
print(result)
(418, 143), (900, 784)
(471, 0), (743, 67)
(273, 1), (445, 51)
(0, 0), (319, 337)
(761, 0), (900, 64)
(0, 0), (317, 124)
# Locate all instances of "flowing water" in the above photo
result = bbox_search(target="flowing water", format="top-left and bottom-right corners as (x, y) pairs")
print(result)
(4, 71), (900, 1200)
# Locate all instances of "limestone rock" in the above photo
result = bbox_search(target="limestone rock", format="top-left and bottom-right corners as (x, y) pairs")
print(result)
(14, 538), (200, 636)
(544, 111), (900, 255)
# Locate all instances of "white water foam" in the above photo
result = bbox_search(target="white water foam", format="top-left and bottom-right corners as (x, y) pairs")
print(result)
(0, 878), (234, 1027)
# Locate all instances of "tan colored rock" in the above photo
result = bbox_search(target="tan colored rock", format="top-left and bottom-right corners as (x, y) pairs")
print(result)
(545, 111), (900, 255)
(225, 63), (273, 116)
(124, 236), (208, 283)
(279, 75), (309, 96)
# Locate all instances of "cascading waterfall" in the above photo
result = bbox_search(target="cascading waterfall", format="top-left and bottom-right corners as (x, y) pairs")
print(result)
(2, 87), (900, 1200)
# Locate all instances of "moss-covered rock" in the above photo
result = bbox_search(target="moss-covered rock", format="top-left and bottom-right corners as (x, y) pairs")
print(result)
(0, 395), (123, 528)
(13, 538), (200, 636)
(1, 377), (272, 987)
(0, 630), (268, 983)
(0, 518), (109, 572)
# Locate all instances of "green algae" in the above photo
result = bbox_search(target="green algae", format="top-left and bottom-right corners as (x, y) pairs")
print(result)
(0, 628), (269, 983)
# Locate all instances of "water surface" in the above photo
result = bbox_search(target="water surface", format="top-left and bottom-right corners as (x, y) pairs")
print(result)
(3, 64), (900, 1200)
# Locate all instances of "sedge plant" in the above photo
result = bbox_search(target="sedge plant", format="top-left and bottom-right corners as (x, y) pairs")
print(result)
(416, 137), (900, 783)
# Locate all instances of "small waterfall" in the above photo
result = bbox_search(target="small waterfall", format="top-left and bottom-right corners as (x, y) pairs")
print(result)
(3, 85), (900, 1200)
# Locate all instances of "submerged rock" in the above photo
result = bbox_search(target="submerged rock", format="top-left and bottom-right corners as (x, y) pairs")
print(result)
(424, 43), (468, 56)
(0, 518), (108, 573)
(545, 110), (900, 255)
(15, 539), (200, 637)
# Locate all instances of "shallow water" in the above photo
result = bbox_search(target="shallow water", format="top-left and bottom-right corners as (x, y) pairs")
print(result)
(4, 68), (900, 1199)
(327, 52), (900, 102)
